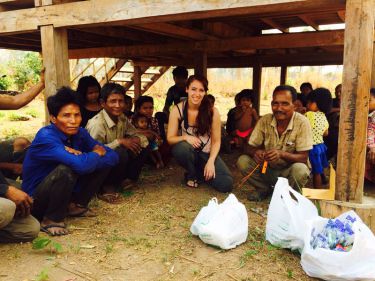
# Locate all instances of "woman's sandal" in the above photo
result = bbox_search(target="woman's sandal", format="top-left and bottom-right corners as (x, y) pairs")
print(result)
(186, 179), (199, 188)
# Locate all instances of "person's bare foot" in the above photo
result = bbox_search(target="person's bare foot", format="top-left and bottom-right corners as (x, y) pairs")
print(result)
(68, 203), (97, 216)
(40, 218), (68, 236)
(121, 179), (137, 190)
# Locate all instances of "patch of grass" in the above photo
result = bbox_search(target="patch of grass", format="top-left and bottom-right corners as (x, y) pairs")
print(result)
(25, 108), (39, 118)
(121, 190), (134, 197)
(0, 111), (5, 118)
(2, 127), (21, 139)
(8, 112), (30, 121)
(35, 268), (49, 281)
(287, 268), (293, 279)
(105, 243), (114, 254)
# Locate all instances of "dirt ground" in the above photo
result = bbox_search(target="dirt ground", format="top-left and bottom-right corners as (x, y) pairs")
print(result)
(0, 152), (319, 281)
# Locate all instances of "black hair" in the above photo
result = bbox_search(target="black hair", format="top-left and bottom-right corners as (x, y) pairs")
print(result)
(47, 87), (80, 117)
(76, 76), (101, 105)
(370, 88), (375, 97)
(273, 85), (297, 102)
(124, 95), (132, 102)
(172, 66), (188, 79)
(132, 113), (148, 127)
(300, 82), (313, 91)
(134, 95), (154, 112)
(237, 89), (254, 103)
(306, 87), (333, 114)
(100, 83), (125, 102)
(207, 94), (215, 103)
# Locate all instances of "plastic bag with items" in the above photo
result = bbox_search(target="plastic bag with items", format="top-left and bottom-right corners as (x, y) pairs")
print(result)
(266, 177), (319, 252)
(301, 210), (375, 281)
(190, 193), (248, 250)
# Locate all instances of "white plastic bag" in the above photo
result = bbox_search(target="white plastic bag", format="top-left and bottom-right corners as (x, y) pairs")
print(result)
(190, 197), (219, 235)
(266, 177), (318, 252)
(190, 193), (248, 250)
(301, 211), (375, 281)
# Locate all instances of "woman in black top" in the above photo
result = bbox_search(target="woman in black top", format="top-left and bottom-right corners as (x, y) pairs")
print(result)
(76, 76), (102, 127)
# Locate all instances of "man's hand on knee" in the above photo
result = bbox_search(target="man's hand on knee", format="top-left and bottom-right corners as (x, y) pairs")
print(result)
(5, 186), (33, 217)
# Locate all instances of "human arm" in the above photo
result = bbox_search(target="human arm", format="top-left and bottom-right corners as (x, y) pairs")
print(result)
(204, 108), (221, 180)
(0, 162), (22, 175)
(166, 104), (202, 148)
(4, 186), (33, 217)
(265, 149), (309, 164)
(162, 87), (174, 114)
(0, 70), (45, 110)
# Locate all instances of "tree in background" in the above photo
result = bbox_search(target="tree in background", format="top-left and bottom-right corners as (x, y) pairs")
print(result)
(6, 51), (43, 91)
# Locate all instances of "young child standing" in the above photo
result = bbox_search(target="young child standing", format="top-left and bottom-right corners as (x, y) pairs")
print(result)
(305, 88), (332, 188)
(231, 89), (259, 148)
(133, 113), (164, 169)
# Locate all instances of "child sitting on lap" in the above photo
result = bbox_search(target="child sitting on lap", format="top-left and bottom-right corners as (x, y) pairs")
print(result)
(133, 113), (164, 169)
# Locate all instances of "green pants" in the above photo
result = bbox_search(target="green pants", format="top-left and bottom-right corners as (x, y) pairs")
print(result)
(236, 154), (310, 193)
(0, 197), (40, 243)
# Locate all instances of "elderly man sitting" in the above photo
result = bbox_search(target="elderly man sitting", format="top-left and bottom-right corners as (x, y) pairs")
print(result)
(237, 85), (313, 201)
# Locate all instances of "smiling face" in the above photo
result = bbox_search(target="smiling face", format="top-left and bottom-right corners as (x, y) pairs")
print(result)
(186, 79), (206, 106)
(101, 93), (125, 118)
(50, 103), (82, 136)
(271, 90), (295, 122)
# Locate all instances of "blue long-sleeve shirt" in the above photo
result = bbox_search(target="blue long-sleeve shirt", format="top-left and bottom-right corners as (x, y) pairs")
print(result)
(22, 124), (119, 196)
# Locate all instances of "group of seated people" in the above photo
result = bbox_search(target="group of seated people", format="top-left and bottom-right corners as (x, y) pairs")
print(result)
(0, 66), (374, 242)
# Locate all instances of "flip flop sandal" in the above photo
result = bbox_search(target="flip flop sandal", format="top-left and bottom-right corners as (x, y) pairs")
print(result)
(40, 224), (68, 236)
(97, 193), (122, 204)
(68, 207), (97, 217)
(185, 179), (199, 188)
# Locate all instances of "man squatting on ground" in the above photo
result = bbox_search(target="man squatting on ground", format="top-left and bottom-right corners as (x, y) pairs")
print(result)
(237, 85), (313, 201)
(22, 87), (118, 236)
(0, 73), (45, 242)
(86, 83), (149, 202)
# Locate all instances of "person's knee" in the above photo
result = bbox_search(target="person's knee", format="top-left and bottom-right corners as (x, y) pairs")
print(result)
(290, 163), (310, 187)
(55, 165), (77, 183)
(115, 146), (130, 164)
(213, 175), (233, 193)
(20, 216), (40, 241)
(0, 199), (16, 228)
(172, 141), (194, 159)
(236, 154), (255, 174)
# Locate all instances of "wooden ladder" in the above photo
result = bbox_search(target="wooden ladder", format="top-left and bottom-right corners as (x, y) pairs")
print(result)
(70, 58), (170, 96)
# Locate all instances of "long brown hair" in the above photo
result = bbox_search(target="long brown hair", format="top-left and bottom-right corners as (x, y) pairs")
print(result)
(186, 75), (212, 136)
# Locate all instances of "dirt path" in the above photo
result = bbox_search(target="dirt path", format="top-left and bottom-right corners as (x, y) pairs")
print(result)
(0, 154), (316, 281)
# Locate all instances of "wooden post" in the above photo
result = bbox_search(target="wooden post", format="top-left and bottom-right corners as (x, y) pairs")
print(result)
(133, 66), (142, 101)
(194, 52), (207, 77)
(252, 62), (262, 114)
(336, 0), (375, 203)
(40, 25), (70, 122)
(372, 41), (375, 88)
(280, 65), (287, 84)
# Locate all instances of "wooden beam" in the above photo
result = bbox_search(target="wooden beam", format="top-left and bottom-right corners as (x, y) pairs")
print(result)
(252, 63), (262, 113)
(280, 65), (287, 84)
(298, 14), (320, 31)
(0, 0), (346, 35)
(133, 52), (343, 68)
(133, 66), (142, 101)
(194, 52), (207, 77)
(133, 23), (217, 41)
(41, 25), (70, 102)
(69, 30), (345, 59)
(372, 41), (375, 88)
(336, 0), (375, 203)
(261, 17), (289, 33)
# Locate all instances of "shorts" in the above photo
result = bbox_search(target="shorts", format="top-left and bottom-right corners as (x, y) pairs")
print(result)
(235, 128), (253, 138)
(309, 143), (328, 174)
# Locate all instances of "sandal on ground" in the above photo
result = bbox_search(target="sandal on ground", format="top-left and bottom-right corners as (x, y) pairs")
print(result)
(40, 223), (68, 236)
(97, 193), (122, 204)
(68, 206), (97, 217)
(183, 172), (199, 188)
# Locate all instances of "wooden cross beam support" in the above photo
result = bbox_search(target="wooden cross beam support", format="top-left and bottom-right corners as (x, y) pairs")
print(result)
(68, 30), (345, 59)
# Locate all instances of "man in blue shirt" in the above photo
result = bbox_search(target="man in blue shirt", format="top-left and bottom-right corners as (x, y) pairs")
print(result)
(22, 87), (118, 236)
